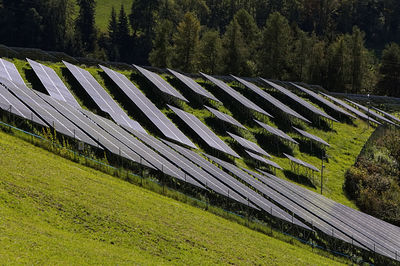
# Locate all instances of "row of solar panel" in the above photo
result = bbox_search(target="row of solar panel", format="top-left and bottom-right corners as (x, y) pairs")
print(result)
(5, 58), (397, 184)
(1, 59), (399, 261)
(0, 58), (304, 169)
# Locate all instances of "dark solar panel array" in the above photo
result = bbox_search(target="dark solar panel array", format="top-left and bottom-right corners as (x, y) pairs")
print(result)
(227, 132), (270, 157)
(255, 120), (298, 144)
(292, 127), (330, 147)
(372, 107), (400, 125)
(200, 72), (272, 117)
(284, 153), (319, 172)
(244, 151), (282, 170)
(232, 75), (310, 123)
(134, 65), (188, 102)
(320, 92), (381, 125)
(63, 61), (147, 134)
(290, 83), (356, 119)
(100, 65), (196, 149)
(2, 78), (97, 146)
(35, 95), (160, 166)
(257, 170), (400, 261)
(80, 109), (190, 176)
(261, 79), (337, 122)
(346, 99), (395, 126)
(164, 139), (298, 214)
(203, 154), (310, 229)
(161, 139), (257, 207)
(205, 106), (246, 129)
(0, 80), (46, 126)
(167, 68), (220, 102)
(28, 59), (80, 108)
(169, 105), (240, 158)
(128, 130), (221, 190)
(0, 58), (26, 85)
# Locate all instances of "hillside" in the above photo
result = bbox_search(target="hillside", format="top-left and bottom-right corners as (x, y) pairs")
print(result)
(0, 130), (344, 265)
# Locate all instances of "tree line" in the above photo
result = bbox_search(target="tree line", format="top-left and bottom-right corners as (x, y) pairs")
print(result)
(1, 0), (400, 96)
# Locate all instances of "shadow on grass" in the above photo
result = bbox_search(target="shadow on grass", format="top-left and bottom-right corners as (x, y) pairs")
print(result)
(283, 170), (317, 189)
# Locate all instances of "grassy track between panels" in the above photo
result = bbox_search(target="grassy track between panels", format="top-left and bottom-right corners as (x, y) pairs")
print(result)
(0, 130), (345, 265)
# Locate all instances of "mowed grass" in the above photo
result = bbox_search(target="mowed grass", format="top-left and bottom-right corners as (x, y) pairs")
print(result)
(0, 131), (344, 265)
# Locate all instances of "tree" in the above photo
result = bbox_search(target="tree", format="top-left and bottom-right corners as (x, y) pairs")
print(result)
(377, 43), (400, 97)
(149, 19), (174, 68)
(116, 5), (131, 61)
(107, 7), (119, 61)
(172, 12), (201, 72)
(258, 12), (292, 79)
(75, 0), (97, 53)
(349, 26), (365, 93)
(198, 29), (223, 74)
(233, 9), (260, 75)
(129, 0), (158, 64)
(222, 18), (249, 75)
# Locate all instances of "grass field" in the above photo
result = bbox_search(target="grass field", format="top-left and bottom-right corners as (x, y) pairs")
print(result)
(0, 130), (346, 265)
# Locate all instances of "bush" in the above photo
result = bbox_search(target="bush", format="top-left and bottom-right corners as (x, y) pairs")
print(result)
(344, 127), (400, 226)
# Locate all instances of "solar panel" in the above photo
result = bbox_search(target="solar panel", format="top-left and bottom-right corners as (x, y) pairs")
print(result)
(257, 170), (400, 260)
(290, 83), (356, 119)
(0, 81), (46, 126)
(0, 58), (26, 85)
(372, 107), (400, 125)
(203, 154), (310, 229)
(227, 132), (270, 157)
(169, 105), (240, 158)
(346, 99), (395, 126)
(205, 106), (246, 129)
(81, 110), (188, 177)
(245, 151), (282, 170)
(232, 75), (310, 123)
(284, 153), (319, 172)
(261, 79), (337, 122)
(200, 72), (272, 117)
(167, 68), (220, 102)
(162, 140), (263, 209)
(27, 59), (80, 108)
(319, 92), (381, 125)
(63, 61), (147, 134)
(134, 65), (188, 102)
(249, 169), (366, 246)
(127, 130), (213, 190)
(2, 78), (96, 146)
(100, 65), (196, 149)
(161, 140), (257, 207)
(292, 127), (330, 147)
(255, 120), (298, 144)
(79, 109), (190, 174)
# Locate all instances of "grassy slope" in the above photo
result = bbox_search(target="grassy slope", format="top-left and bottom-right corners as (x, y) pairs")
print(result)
(0, 131), (343, 265)
(95, 0), (133, 31)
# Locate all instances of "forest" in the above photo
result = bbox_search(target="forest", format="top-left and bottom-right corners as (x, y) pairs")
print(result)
(1, 0), (400, 95)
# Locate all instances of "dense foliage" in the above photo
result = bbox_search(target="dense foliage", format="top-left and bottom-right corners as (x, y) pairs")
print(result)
(1, 0), (400, 95)
(345, 127), (400, 226)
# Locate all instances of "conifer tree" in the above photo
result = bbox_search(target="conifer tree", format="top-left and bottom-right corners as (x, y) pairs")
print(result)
(75, 0), (97, 53)
(107, 7), (119, 60)
(116, 5), (131, 60)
